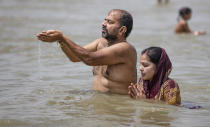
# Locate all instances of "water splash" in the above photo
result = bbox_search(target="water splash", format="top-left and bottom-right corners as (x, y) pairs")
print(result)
(38, 41), (42, 80)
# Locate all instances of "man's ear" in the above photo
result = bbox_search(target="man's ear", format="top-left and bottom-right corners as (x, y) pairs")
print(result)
(120, 26), (127, 36)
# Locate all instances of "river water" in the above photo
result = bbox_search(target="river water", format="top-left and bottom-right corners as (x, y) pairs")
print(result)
(0, 0), (210, 127)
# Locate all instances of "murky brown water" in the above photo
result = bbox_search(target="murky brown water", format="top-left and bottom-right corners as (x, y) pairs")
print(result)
(0, 0), (210, 127)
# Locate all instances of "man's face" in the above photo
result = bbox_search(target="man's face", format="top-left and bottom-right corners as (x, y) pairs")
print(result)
(102, 11), (121, 42)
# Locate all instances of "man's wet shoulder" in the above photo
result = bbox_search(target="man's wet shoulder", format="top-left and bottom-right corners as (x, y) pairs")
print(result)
(96, 38), (108, 44)
(96, 38), (108, 49)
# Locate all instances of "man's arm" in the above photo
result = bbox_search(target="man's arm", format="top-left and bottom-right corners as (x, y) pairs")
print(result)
(59, 38), (102, 62)
(59, 42), (80, 62)
(37, 30), (101, 62)
(36, 30), (128, 66)
(61, 34), (129, 66)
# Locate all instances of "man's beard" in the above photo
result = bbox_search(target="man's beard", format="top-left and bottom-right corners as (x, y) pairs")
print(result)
(102, 28), (117, 42)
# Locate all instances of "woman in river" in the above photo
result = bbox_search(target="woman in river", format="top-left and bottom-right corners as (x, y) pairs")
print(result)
(128, 47), (181, 105)
(175, 7), (205, 35)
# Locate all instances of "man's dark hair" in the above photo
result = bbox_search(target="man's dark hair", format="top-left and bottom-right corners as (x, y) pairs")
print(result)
(110, 9), (133, 38)
(141, 47), (162, 66)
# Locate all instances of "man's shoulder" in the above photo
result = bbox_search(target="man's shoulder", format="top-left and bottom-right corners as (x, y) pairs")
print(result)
(115, 42), (136, 53)
(112, 42), (137, 62)
(95, 39), (137, 56)
(95, 38), (108, 44)
(113, 41), (134, 48)
(95, 38), (108, 50)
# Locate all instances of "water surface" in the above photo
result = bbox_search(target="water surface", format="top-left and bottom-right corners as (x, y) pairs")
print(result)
(0, 0), (210, 127)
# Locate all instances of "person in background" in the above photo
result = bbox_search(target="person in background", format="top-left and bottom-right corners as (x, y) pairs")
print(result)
(36, 9), (137, 95)
(128, 47), (181, 105)
(175, 7), (206, 35)
(158, 0), (169, 4)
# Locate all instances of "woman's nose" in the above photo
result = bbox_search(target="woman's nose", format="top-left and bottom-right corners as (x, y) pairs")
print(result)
(140, 66), (143, 71)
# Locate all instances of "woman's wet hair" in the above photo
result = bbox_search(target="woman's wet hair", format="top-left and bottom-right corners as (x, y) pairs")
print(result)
(110, 9), (133, 38)
(178, 7), (192, 20)
(141, 47), (162, 65)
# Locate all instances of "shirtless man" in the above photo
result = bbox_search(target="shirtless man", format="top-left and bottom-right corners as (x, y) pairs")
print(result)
(36, 9), (137, 94)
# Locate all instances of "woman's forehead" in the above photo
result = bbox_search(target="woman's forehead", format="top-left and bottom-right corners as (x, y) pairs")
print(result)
(140, 53), (150, 62)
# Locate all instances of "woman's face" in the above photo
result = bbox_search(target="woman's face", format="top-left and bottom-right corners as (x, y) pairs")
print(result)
(140, 53), (156, 81)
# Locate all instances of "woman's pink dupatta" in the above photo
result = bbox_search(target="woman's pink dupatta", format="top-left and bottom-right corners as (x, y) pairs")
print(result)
(142, 48), (172, 98)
